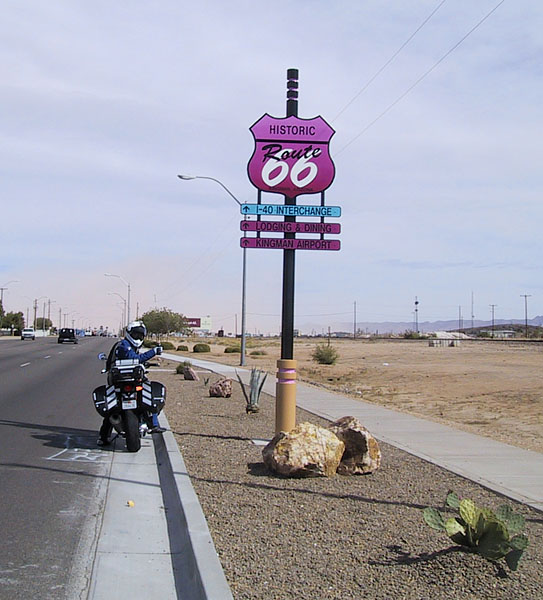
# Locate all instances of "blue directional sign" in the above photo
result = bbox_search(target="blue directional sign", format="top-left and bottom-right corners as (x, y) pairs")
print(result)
(240, 203), (341, 218)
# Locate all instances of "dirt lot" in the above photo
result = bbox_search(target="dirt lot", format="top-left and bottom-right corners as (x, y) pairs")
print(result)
(166, 337), (543, 453)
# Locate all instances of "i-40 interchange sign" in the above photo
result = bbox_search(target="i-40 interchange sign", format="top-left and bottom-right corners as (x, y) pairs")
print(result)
(243, 113), (340, 251)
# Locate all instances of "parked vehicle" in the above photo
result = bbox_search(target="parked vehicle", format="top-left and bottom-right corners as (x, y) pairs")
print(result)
(21, 327), (35, 341)
(58, 328), (78, 344)
(93, 354), (166, 452)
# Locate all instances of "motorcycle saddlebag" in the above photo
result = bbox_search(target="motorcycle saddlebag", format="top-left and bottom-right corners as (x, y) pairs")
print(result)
(92, 384), (117, 417)
(142, 381), (166, 414)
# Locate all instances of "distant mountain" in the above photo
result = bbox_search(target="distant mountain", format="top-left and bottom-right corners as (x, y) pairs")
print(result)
(299, 316), (543, 336)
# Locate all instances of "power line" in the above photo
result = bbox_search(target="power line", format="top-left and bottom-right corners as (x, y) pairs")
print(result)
(332, 0), (449, 122)
(248, 311), (352, 318)
(336, 0), (507, 156)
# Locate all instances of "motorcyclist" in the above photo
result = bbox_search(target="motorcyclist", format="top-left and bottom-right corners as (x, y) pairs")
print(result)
(97, 320), (165, 446)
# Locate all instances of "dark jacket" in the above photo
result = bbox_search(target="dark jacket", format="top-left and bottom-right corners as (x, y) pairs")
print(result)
(106, 338), (157, 371)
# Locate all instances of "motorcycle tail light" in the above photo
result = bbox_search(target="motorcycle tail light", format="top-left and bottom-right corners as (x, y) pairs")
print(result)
(135, 385), (143, 391)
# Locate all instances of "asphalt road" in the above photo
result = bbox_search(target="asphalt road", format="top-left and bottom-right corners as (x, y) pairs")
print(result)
(0, 335), (118, 599)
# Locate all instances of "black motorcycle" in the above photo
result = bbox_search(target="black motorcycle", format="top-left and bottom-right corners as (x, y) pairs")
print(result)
(93, 354), (166, 452)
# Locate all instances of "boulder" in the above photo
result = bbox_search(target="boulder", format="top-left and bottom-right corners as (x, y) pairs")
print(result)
(262, 421), (345, 478)
(209, 377), (232, 397)
(328, 416), (381, 475)
(183, 366), (199, 381)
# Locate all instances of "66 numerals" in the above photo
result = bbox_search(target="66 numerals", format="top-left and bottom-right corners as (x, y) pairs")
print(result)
(260, 145), (322, 189)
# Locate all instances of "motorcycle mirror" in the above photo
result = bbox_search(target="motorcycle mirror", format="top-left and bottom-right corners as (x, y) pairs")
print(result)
(101, 368), (107, 374)
(97, 352), (107, 360)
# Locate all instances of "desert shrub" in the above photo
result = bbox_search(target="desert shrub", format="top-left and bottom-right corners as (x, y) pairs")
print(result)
(161, 341), (175, 350)
(177, 344), (189, 352)
(224, 346), (240, 353)
(312, 343), (339, 365)
(193, 343), (211, 353)
(250, 350), (267, 356)
(142, 339), (158, 348)
(176, 360), (193, 374)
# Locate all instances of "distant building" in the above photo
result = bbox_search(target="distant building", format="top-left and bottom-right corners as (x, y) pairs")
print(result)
(480, 329), (516, 338)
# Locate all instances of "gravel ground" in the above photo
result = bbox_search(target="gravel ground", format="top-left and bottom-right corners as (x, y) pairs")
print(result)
(152, 361), (543, 600)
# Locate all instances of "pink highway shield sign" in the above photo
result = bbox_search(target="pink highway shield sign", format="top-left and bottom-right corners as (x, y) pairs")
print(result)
(240, 237), (340, 251)
(247, 114), (335, 197)
(241, 220), (341, 234)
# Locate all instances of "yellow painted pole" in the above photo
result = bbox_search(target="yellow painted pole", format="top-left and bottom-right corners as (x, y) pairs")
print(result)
(275, 359), (297, 433)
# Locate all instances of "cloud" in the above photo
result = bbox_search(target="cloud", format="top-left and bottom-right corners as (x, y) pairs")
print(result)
(1, 1), (541, 332)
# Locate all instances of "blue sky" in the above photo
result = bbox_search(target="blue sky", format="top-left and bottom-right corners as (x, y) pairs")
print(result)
(1, 1), (541, 334)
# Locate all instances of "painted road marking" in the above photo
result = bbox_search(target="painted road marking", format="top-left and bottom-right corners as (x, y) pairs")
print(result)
(44, 355), (51, 359)
(20, 362), (30, 367)
(47, 447), (108, 462)
(45, 434), (110, 462)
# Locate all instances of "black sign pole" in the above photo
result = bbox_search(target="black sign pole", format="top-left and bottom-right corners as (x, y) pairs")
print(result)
(276, 68), (299, 433)
(281, 68), (298, 359)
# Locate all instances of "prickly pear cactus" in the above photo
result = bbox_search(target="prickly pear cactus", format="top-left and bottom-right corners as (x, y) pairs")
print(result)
(459, 498), (478, 530)
(446, 490), (460, 509)
(423, 507), (446, 531)
(422, 491), (529, 570)
(444, 517), (467, 545)
(478, 520), (510, 560)
(506, 513), (526, 535)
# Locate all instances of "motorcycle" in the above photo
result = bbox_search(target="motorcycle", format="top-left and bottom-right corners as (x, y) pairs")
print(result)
(92, 353), (166, 452)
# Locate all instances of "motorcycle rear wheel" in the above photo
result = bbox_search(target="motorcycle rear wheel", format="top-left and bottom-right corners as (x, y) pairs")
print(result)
(122, 410), (141, 452)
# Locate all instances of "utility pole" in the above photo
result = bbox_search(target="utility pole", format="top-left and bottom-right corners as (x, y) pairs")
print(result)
(520, 294), (531, 338)
(490, 304), (497, 338)
(471, 291), (474, 330)
(353, 301), (357, 339)
(414, 296), (419, 333)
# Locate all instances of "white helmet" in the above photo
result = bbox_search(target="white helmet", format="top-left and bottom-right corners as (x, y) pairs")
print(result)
(125, 321), (147, 348)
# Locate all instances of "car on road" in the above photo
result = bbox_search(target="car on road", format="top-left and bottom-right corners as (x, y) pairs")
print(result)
(21, 328), (36, 341)
(58, 328), (78, 344)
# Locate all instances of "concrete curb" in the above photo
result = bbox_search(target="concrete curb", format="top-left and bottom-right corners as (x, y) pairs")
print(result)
(157, 413), (234, 599)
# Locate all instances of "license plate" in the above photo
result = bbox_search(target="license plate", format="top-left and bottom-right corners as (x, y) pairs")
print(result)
(122, 399), (137, 410)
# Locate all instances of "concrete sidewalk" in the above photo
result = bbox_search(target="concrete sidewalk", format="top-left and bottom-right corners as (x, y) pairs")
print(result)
(164, 353), (543, 513)
(87, 413), (233, 600)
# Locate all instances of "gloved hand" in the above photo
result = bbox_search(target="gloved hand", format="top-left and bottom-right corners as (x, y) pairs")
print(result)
(155, 345), (163, 356)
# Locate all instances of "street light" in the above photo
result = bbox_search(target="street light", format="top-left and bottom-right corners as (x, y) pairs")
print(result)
(33, 296), (47, 329)
(105, 273), (131, 326)
(178, 174), (247, 366)
(0, 280), (19, 307)
(108, 292), (127, 326)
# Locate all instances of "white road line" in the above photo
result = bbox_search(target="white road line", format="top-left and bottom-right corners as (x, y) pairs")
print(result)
(44, 355), (51, 359)
(20, 362), (30, 367)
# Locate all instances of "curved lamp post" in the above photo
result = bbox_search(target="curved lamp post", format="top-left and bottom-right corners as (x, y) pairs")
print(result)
(0, 280), (19, 308)
(178, 174), (247, 366)
(108, 292), (127, 327)
(105, 273), (131, 326)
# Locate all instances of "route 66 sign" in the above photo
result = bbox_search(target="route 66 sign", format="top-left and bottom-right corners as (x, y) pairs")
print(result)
(247, 114), (335, 197)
